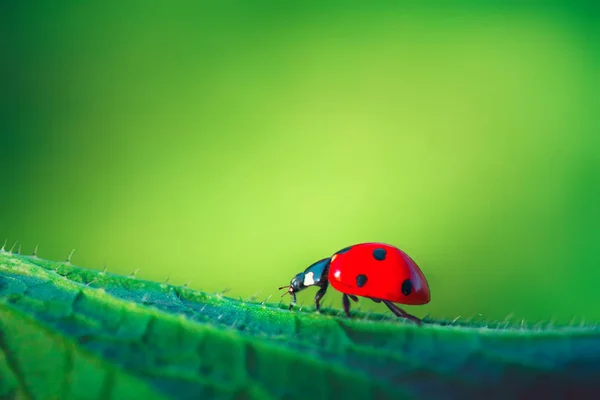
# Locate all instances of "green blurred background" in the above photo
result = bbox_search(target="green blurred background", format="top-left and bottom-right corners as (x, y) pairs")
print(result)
(2, 1), (599, 322)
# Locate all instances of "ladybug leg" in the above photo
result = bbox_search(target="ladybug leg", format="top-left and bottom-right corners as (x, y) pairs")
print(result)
(289, 292), (297, 310)
(342, 294), (352, 318)
(314, 284), (329, 312)
(348, 294), (359, 302)
(370, 298), (382, 303)
(381, 300), (422, 325)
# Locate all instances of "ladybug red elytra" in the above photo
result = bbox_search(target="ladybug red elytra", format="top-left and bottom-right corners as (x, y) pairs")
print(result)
(279, 242), (430, 324)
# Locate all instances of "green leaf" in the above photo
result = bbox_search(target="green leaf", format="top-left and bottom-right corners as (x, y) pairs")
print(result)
(1, 251), (599, 399)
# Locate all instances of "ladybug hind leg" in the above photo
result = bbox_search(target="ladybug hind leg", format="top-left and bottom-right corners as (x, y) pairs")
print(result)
(381, 300), (423, 325)
(341, 294), (358, 318)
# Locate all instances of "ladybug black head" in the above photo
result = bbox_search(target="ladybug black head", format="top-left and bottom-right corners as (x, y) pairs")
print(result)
(278, 272), (307, 308)
(289, 272), (306, 293)
(278, 272), (306, 299)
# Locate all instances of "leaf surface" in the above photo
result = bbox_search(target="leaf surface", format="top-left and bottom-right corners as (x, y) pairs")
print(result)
(1, 252), (599, 399)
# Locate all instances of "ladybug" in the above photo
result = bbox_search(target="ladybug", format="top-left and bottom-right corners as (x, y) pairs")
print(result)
(279, 243), (430, 324)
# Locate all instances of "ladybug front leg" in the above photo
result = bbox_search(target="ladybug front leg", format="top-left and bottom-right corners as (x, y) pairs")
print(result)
(289, 292), (297, 310)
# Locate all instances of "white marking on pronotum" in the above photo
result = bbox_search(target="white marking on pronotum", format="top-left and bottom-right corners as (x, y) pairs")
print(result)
(333, 270), (341, 279)
(304, 271), (315, 286)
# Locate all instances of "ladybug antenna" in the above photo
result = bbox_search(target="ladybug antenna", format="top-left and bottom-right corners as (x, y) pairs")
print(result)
(278, 285), (291, 297)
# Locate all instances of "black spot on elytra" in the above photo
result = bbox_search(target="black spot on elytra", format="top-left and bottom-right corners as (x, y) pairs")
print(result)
(335, 246), (352, 255)
(401, 279), (413, 296)
(372, 248), (386, 261)
(356, 274), (368, 287)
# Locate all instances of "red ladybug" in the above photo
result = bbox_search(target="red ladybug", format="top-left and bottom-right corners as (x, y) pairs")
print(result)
(279, 243), (430, 324)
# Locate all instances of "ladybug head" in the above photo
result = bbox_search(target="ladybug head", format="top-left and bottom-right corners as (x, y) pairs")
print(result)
(289, 272), (306, 293)
(278, 272), (307, 304)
